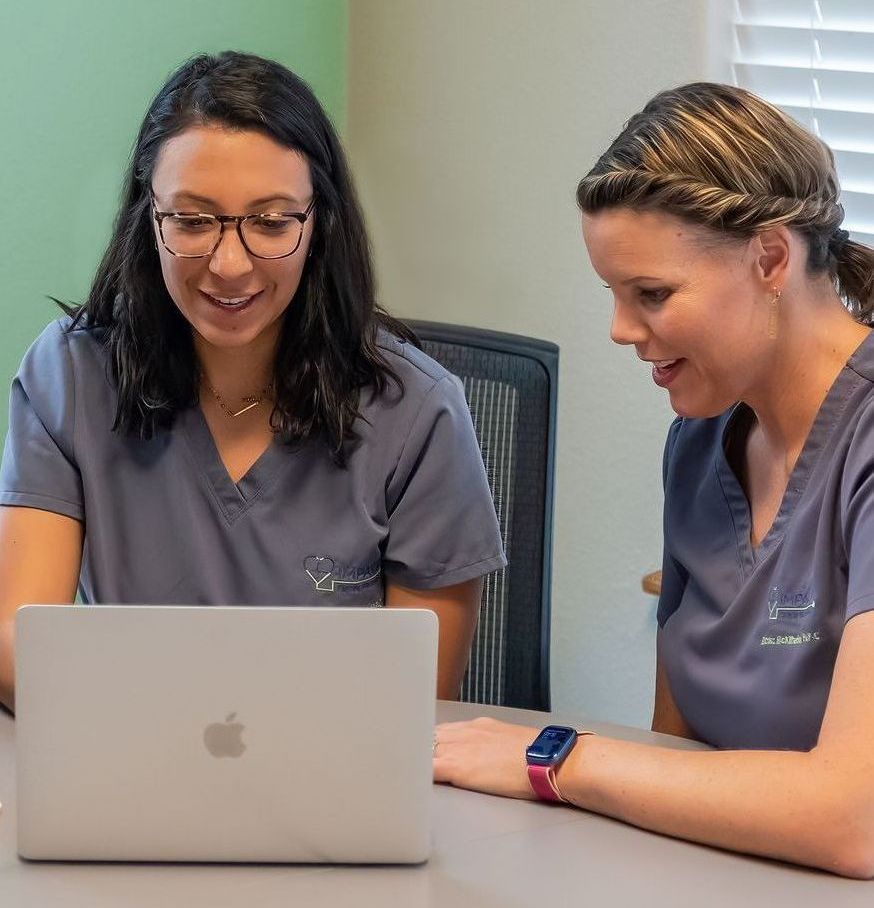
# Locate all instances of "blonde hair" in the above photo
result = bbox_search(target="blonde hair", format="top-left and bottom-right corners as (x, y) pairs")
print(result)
(577, 82), (874, 322)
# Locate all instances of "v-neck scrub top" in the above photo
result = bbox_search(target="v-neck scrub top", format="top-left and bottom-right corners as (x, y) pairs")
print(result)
(0, 318), (506, 607)
(658, 329), (874, 751)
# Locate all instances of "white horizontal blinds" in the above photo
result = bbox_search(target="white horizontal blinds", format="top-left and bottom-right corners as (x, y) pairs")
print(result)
(732, 0), (874, 246)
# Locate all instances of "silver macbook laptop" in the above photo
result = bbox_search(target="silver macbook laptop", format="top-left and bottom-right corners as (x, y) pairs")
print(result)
(15, 605), (437, 863)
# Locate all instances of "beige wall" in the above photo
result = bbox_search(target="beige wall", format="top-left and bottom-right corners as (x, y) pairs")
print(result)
(348, 0), (712, 725)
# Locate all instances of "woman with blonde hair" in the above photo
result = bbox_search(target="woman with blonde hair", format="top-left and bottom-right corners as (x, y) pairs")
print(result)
(434, 82), (874, 878)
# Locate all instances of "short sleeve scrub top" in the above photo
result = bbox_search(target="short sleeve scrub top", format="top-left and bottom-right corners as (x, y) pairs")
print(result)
(0, 318), (507, 608)
(658, 329), (874, 750)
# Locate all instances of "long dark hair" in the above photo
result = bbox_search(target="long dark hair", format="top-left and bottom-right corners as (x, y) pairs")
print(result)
(72, 51), (416, 463)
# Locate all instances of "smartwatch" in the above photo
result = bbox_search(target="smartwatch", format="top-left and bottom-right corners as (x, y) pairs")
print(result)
(525, 725), (579, 802)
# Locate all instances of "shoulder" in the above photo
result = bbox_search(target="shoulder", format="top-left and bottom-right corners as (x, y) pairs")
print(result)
(839, 388), (874, 498)
(840, 330), (874, 465)
(18, 315), (107, 380)
(372, 330), (465, 412)
(351, 331), (471, 462)
(14, 316), (112, 428)
(376, 330), (455, 389)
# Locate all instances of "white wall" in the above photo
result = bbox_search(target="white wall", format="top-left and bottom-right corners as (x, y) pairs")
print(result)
(348, 0), (713, 726)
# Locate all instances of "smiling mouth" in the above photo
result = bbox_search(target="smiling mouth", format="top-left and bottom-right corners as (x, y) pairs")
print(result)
(650, 358), (684, 388)
(200, 290), (262, 311)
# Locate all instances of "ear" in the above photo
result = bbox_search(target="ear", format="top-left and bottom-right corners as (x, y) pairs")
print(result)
(751, 226), (791, 290)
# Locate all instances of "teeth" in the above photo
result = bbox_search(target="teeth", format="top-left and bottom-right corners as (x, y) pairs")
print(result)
(654, 359), (678, 368)
(214, 296), (252, 306)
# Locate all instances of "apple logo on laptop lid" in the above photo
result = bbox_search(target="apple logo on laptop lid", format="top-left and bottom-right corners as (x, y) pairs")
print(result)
(203, 713), (246, 758)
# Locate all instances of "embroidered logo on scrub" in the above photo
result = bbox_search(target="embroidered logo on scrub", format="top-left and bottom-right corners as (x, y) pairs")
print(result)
(303, 555), (380, 593)
(767, 585), (816, 620)
(761, 585), (820, 647)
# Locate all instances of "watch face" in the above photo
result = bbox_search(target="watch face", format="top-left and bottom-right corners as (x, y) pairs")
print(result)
(525, 725), (577, 766)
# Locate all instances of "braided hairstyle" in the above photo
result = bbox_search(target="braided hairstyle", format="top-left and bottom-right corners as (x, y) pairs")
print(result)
(577, 83), (874, 323)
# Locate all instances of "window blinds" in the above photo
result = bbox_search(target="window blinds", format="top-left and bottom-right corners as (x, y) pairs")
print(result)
(732, 0), (874, 245)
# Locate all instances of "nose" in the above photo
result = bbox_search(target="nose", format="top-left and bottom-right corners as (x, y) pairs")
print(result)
(609, 298), (649, 347)
(207, 223), (255, 281)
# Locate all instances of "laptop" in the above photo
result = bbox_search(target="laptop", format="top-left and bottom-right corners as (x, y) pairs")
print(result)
(15, 605), (437, 863)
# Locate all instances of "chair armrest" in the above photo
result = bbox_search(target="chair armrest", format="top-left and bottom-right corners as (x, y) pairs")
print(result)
(641, 570), (662, 596)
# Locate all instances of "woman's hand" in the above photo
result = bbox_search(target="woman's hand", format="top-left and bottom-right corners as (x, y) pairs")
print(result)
(432, 717), (540, 799)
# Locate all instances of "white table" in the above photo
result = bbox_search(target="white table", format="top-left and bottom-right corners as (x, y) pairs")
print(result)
(1, 701), (870, 906)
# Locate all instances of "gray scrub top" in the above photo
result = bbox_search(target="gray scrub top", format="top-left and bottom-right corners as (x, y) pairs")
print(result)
(0, 318), (506, 606)
(658, 329), (874, 752)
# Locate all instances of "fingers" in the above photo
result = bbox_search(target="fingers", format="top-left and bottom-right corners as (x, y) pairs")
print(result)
(432, 754), (452, 783)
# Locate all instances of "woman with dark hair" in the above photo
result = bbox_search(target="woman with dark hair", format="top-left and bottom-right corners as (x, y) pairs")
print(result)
(434, 83), (874, 877)
(0, 52), (505, 711)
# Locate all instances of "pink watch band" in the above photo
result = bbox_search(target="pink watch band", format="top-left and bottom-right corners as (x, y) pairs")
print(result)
(526, 763), (565, 802)
(526, 730), (595, 802)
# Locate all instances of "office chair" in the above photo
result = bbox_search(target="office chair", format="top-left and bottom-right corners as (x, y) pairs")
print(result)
(404, 320), (558, 711)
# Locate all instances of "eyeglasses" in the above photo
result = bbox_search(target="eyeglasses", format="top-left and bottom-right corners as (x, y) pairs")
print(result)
(151, 194), (316, 260)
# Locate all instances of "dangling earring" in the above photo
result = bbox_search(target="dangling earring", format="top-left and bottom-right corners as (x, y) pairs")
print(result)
(768, 287), (782, 339)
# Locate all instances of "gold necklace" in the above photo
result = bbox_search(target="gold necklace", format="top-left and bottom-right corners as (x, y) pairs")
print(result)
(205, 381), (272, 418)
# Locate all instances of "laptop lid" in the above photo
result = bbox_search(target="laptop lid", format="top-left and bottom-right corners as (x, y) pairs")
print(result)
(15, 605), (437, 863)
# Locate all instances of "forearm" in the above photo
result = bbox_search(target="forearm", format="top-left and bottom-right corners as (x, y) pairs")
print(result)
(434, 606), (477, 700)
(557, 734), (873, 877)
(0, 507), (84, 714)
(385, 577), (481, 700)
(0, 619), (14, 713)
(436, 658), (469, 701)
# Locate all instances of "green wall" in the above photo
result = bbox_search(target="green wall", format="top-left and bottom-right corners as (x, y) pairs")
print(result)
(0, 0), (347, 435)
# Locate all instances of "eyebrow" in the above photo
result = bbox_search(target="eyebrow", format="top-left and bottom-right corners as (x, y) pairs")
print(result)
(619, 275), (663, 284)
(165, 192), (306, 209)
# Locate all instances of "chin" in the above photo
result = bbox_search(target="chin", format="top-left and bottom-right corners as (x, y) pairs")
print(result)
(184, 317), (255, 348)
(194, 306), (282, 345)
(669, 394), (734, 421)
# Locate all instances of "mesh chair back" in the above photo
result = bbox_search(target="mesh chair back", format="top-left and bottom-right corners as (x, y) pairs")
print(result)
(404, 320), (558, 710)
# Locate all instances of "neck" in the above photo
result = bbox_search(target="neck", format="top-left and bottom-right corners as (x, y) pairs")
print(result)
(743, 289), (869, 464)
(194, 330), (277, 399)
